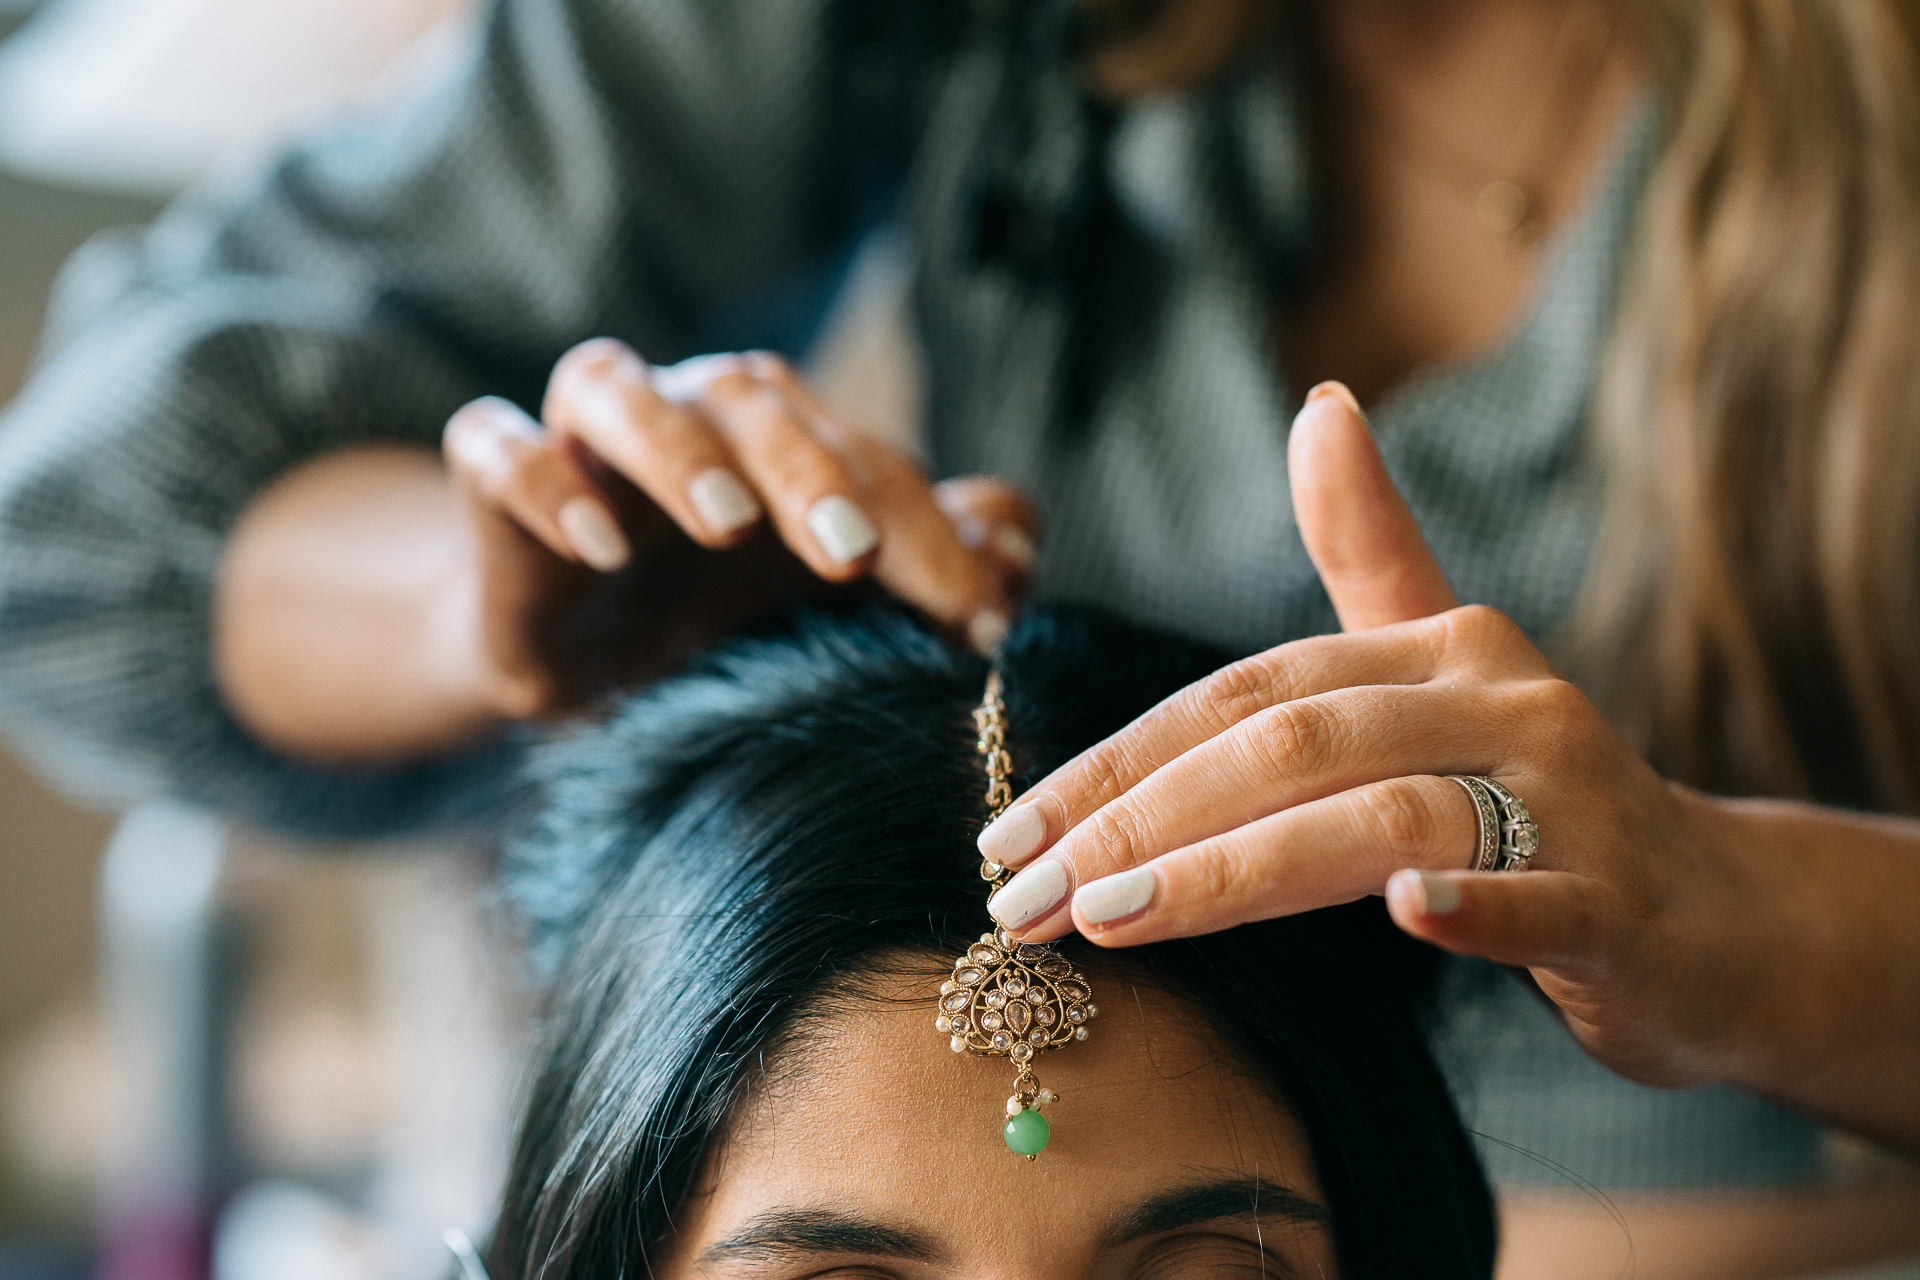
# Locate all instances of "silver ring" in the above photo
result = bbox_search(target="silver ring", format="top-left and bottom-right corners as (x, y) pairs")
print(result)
(1446, 775), (1537, 872)
(1447, 775), (1502, 872)
(1478, 777), (1539, 871)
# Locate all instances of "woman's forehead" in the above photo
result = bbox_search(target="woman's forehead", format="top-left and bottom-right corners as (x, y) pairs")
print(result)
(664, 976), (1328, 1277)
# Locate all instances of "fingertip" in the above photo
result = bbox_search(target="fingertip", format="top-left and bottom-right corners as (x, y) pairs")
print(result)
(688, 467), (762, 541)
(1287, 386), (1355, 485)
(986, 858), (1071, 933)
(978, 801), (1048, 868)
(557, 496), (630, 572)
(1384, 868), (1423, 927)
(444, 396), (532, 459)
(806, 494), (879, 567)
(1074, 864), (1156, 928)
(1289, 383), (1373, 463)
(968, 608), (1011, 657)
(741, 350), (804, 393)
(990, 524), (1038, 572)
(933, 476), (1042, 543)
(1078, 921), (1133, 948)
(1304, 380), (1364, 419)
(1386, 867), (1461, 927)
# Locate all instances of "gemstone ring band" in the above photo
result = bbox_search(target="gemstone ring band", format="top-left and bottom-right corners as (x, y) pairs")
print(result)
(1447, 775), (1538, 873)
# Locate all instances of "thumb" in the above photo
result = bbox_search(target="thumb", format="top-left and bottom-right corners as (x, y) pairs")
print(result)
(1385, 867), (1608, 976)
(1289, 382), (1457, 630)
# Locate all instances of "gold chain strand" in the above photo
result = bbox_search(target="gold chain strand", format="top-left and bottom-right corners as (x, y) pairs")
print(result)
(935, 667), (1098, 1159)
(973, 670), (1014, 885)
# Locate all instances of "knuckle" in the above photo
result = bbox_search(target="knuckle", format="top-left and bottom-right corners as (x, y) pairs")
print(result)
(549, 337), (631, 395)
(562, 336), (632, 371)
(1193, 655), (1279, 734)
(702, 367), (762, 404)
(1529, 676), (1595, 724)
(634, 400), (705, 457)
(1186, 838), (1271, 930)
(544, 346), (602, 420)
(1512, 678), (1599, 767)
(1077, 744), (1143, 810)
(844, 431), (913, 479)
(1080, 805), (1150, 874)
(1247, 700), (1337, 776)
(771, 451), (849, 504)
(1193, 846), (1240, 905)
(1366, 779), (1445, 859)
(759, 432), (851, 498)
(443, 397), (497, 439)
(727, 387), (796, 439)
(744, 350), (798, 382)
(1444, 603), (1523, 655)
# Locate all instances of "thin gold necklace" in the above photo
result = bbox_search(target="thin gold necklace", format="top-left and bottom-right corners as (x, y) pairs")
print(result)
(1347, 2), (1618, 247)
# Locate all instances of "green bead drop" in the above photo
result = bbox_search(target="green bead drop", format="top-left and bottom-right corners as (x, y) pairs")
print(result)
(1003, 1108), (1050, 1156)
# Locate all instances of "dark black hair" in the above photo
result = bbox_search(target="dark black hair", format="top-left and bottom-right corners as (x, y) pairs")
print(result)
(491, 606), (1496, 1277)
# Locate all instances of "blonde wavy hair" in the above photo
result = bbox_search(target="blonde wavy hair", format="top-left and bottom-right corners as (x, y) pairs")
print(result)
(1102, 0), (1920, 809)
(1576, 0), (1920, 809)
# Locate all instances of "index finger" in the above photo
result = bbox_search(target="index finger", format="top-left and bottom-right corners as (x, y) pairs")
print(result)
(1289, 382), (1458, 630)
(544, 340), (764, 547)
(976, 618), (1452, 870)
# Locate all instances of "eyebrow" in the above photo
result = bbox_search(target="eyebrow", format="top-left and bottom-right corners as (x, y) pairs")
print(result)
(697, 1210), (943, 1266)
(1101, 1175), (1330, 1248)
(696, 1177), (1328, 1270)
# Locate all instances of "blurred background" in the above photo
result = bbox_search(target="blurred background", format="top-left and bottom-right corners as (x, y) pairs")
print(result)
(0, 2), (918, 1275)
(0, 1), (510, 1276)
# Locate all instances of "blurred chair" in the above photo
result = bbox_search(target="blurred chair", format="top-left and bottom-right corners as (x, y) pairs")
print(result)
(95, 807), (230, 1280)
(93, 807), (514, 1280)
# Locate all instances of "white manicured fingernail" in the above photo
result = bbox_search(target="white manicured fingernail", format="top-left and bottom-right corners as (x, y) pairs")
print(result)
(807, 495), (879, 564)
(1075, 865), (1154, 925)
(1393, 869), (1460, 916)
(992, 525), (1037, 571)
(968, 609), (1010, 657)
(989, 859), (1070, 930)
(978, 803), (1046, 867)
(689, 468), (760, 538)
(558, 497), (630, 571)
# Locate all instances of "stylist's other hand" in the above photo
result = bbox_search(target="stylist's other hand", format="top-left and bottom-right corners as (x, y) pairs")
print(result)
(979, 382), (1757, 1091)
(443, 340), (1035, 718)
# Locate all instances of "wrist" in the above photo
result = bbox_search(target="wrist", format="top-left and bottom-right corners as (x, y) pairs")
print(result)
(1658, 785), (1799, 1089)
(1677, 787), (1863, 1098)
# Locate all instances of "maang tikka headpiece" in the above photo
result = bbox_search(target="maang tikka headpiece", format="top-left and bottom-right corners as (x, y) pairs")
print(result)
(934, 670), (1097, 1158)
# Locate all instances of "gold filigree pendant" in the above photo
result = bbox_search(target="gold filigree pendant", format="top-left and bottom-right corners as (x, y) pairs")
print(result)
(935, 924), (1096, 1157)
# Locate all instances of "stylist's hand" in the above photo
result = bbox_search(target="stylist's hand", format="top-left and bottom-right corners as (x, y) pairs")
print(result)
(980, 382), (1759, 1091)
(442, 340), (1035, 717)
